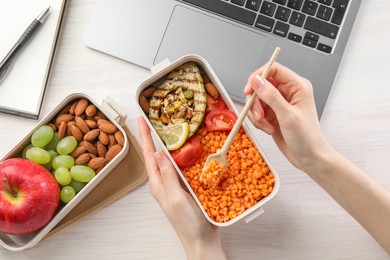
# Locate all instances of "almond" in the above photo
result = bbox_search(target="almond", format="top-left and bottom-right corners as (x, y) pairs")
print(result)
(75, 116), (90, 134)
(114, 130), (125, 146)
(94, 111), (106, 121)
(58, 121), (67, 140)
(69, 101), (77, 115)
(97, 119), (117, 134)
(108, 134), (116, 149)
(85, 119), (98, 129)
(55, 114), (74, 125)
(57, 103), (72, 116)
(75, 98), (89, 116)
(139, 95), (150, 114)
(141, 86), (157, 98)
(75, 153), (91, 165)
(84, 129), (100, 142)
(97, 141), (107, 157)
(80, 140), (98, 156)
(66, 121), (75, 136)
(85, 104), (97, 117)
(105, 144), (122, 162)
(70, 125), (83, 141)
(88, 157), (107, 170)
(98, 131), (109, 145)
(205, 82), (219, 99)
(71, 146), (87, 158)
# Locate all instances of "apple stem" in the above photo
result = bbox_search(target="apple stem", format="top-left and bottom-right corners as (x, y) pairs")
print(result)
(2, 178), (17, 198)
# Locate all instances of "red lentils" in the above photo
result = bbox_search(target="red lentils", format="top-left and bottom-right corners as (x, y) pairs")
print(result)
(180, 126), (275, 223)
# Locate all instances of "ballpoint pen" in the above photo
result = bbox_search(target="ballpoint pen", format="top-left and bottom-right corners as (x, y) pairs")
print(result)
(0, 6), (51, 82)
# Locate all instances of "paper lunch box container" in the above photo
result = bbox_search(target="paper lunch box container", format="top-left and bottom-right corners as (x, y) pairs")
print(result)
(135, 55), (280, 227)
(0, 93), (130, 251)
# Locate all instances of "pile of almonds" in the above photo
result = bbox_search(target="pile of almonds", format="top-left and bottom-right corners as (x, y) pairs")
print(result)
(48, 98), (124, 173)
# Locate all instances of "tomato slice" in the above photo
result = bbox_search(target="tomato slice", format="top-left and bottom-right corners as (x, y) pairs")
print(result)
(205, 110), (238, 132)
(170, 136), (203, 167)
(206, 94), (226, 111)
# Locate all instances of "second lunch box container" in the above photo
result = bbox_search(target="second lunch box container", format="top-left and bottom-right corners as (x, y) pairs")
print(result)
(136, 54), (280, 226)
(0, 94), (138, 251)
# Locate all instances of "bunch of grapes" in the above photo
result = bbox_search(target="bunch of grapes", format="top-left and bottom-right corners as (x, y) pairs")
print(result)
(23, 125), (96, 203)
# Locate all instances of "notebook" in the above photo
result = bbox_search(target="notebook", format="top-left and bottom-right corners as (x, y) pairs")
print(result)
(0, 0), (67, 119)
(83, 0), (362, 117)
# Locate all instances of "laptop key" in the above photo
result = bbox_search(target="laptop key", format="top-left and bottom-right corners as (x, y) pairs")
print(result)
(302, 0), (318, 16)
(305, 31), (319, 42)
(245, 0), (262, 12)
(260, 2), (277, 17)
(181, 0), (257, 25)
(275, 6), (291, 22)
(303, 38), (317, 48)
(255, 14), (275, 32)
(317, 5), (333, 21)
(289, 11), (305, 27)
(288, 32), (302, 43)
(287, 0), (304, 11)
(317, 43), (332, 53)
(273, 21), (289, 37)
(231, 0), (245, 6)
(332, 0), (349, 25)
(272, 0), (287, 5)
(318, 0), (332, 6)
(304, 16), (339, 39)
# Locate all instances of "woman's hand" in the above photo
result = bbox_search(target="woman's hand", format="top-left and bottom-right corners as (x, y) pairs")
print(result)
(243, 62), (332, 172)
(138, 117), (226, 260)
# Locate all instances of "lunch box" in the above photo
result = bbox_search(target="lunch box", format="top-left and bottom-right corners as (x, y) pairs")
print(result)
(135, 54), (280, 227)
(0, 93), (143, 251)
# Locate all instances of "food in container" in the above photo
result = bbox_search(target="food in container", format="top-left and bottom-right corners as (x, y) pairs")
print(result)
(0, 93), (129, 251)
(136, 55), (279, 226)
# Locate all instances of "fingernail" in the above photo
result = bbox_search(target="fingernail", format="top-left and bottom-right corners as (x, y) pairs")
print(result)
(254, 75), (266, 89)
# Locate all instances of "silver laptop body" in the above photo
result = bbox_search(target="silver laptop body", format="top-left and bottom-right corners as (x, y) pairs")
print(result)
(83, 0), (362, 117)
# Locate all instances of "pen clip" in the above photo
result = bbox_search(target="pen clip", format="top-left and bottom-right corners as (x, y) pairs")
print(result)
(0, 61), (13, 83)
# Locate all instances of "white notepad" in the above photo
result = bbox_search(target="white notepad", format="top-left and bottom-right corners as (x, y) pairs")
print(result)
(0, 0), (66, 119)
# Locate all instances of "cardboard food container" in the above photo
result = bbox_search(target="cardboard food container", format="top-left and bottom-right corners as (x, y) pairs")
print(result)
(136, 55), (280, 227)
(0, 93), (147, 251)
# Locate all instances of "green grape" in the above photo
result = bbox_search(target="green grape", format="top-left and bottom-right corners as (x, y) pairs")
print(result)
(52, 155), (74, 170)
(57, 136), (77, 155)
(26, 147), (51, 164)
(22, 144), (34, 158)
(69, 179), (86, 193)
(42, 150), (58, 170)
(70, 165), (95, 182)
(54, 167), (72, 185)
(31, 125), (54, 148)
(61, 186), (75, 203)
(45, 132), (59, 151)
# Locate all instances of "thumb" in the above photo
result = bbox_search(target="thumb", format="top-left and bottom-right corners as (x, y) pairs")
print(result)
(252, 75), (289, 116)
(153, 151), (183, 197)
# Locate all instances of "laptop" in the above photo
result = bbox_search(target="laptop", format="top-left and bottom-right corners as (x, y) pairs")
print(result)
(83, 0), (362, 117)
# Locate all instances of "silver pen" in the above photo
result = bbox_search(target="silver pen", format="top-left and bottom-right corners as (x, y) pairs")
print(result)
(0, 6), (51, 82)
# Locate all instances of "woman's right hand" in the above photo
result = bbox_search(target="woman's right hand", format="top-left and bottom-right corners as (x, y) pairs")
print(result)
(243, 62), (332, 172)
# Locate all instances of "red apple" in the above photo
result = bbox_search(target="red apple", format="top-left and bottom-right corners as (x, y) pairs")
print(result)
(0, 158), (60, 235)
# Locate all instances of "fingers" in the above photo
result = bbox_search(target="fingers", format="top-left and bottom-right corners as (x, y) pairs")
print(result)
(250, 75), (290, 120)
(138, 116), (184, 202)
(153, 152), (183, 198)
(138, 117), (163, 193)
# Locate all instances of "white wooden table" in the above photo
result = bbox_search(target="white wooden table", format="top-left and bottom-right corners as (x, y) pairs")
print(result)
(0, 1), (389, 259)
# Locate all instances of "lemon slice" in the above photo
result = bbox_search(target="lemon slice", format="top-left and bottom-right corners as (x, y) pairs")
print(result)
(162, 122), (190, 151)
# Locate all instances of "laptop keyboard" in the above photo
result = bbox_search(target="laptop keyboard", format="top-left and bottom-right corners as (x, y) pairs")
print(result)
(180, 0), (349, 54)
